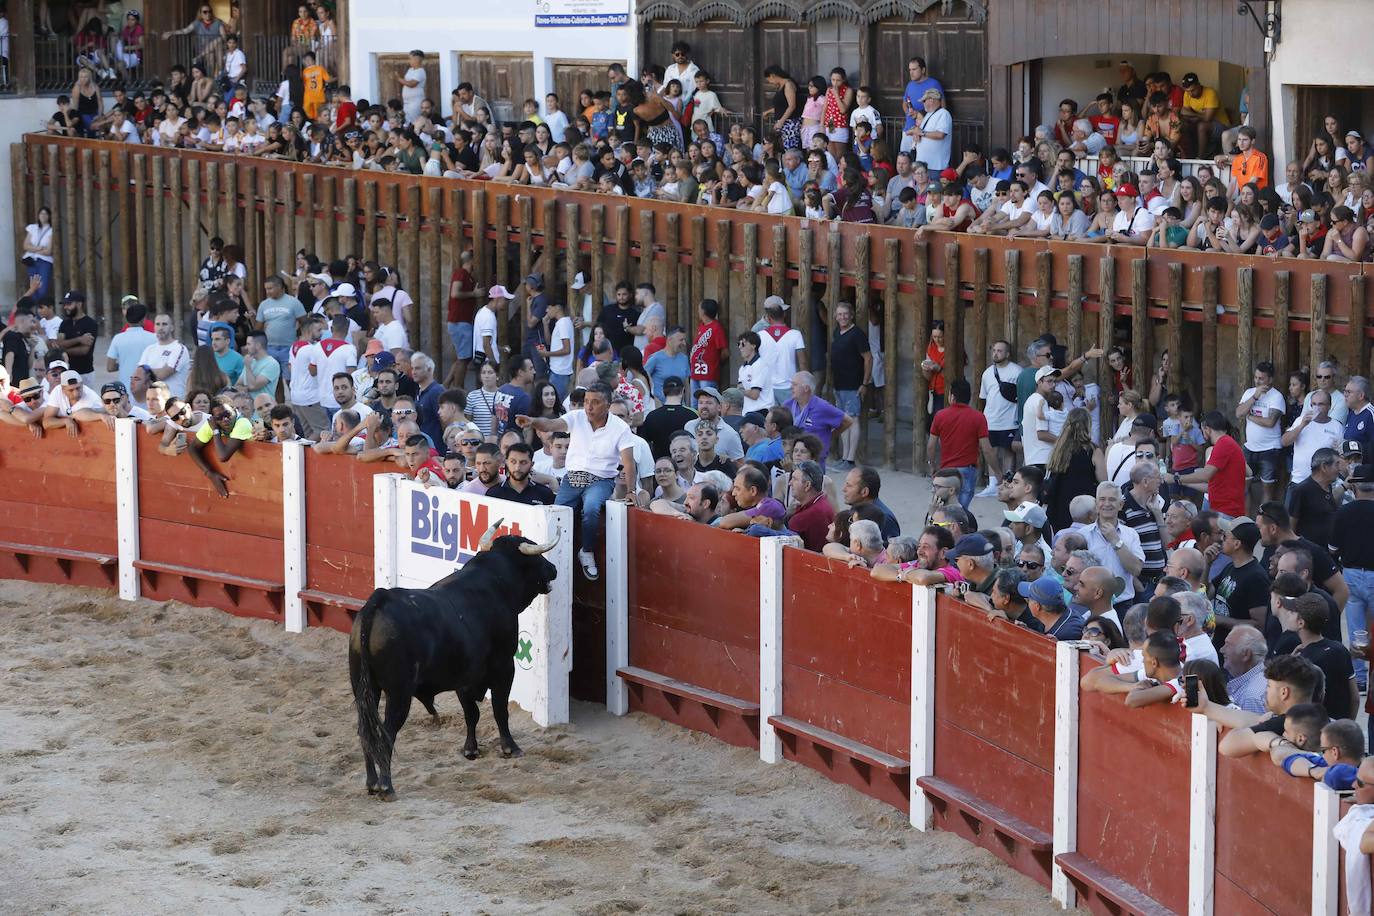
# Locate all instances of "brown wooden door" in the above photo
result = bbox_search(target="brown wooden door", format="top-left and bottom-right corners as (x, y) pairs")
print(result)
(869, 10), (986, 148)
(644, 18), (802, 118)
(459, 53), (535, 123)
(756, 20), (812, 117)
(551, 60), (623, 116)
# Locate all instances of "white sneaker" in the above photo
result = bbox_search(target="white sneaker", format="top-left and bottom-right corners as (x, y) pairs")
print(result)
(975, 483), (1000, 499)
(578, 549), (599, 581)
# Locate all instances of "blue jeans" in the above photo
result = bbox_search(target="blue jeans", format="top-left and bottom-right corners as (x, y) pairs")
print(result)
(954, 465), (977, 509)
(447, 321), (473, 359)
(1345, 567), (1374, 687)
(268, 344), (291, 381)
(550, 372), (571, 400)
(555, 475), (616, 550)
(834, 389), (861, 418)
(26, 259), (52, 304)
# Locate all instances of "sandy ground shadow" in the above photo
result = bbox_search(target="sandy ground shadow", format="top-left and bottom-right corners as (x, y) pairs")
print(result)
(0, 581), (1060, 915)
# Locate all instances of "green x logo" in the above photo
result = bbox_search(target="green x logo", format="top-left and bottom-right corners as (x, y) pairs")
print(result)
(515, 638), (533, 663)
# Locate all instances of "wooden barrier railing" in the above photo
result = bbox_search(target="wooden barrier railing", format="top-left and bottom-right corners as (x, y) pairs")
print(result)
(15, 134), (1374, 471)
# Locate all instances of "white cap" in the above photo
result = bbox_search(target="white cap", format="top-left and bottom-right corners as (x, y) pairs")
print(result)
(570, 272), (586, 291)
(334, 283), (357, 298)
(489, 285), (517, 300)
(1034, 366), (1061, 382)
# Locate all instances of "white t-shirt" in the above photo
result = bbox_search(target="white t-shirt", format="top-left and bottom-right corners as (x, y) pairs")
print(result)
(1029, 207), (1055, 231)
(738, 358), (774, 413)
(533, 447), (567, 482)
(1021, 391), (1052, 466)
(1240, 386), (1286, 451)
(105, 326), (156, 391)
(24, 223), (52, 263)
(544, 109), (569, 143)
(474, 306), (500, 365)
(288, 341), (321, 406)
(373, 320), (407, 352)
(1184, 633), (1219, 667)
(1000, 197), (1035, 221)
(633, 301), (666, 351)
(915, 107), (953, 171)
(1106, 441), (1142, 487)
(978, 361), (1022, 431)
(139, 339), (190, 397)
(764, 180), (793, 215)
(849, 104), (881, 133)
(763, 327), (805, 389)
(1287, 416), (1343, 483)
(563, 409), (636, 478)
(548, 316), (575, 376)
(317, 340), (358, 410)
(44, 384), (101, 416)
(1113, 206), (1156, 237)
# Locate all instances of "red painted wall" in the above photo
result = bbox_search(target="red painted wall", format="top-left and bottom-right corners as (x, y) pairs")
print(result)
(1214, 752), (1316, 915)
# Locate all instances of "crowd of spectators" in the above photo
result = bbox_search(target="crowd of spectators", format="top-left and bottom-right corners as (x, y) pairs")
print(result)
(42, 39), (1369, 262)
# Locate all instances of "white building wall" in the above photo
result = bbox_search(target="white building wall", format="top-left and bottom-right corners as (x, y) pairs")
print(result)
(0, 98), (71, 297)
(346, 2), (639, 119)
(1268, 0), (1374, 172)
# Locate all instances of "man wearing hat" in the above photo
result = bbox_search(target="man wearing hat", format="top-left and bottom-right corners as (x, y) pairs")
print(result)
(55, 290), (99, 385)
(78, 381), (152, 429)
(1256, 213), (1293, 257)
(757, 296), (804, 407)
(40, 368), (101, 435)
(1005, 499), (1052, 560)
(1019, 576), (1085, 640)
(1108, 183), (1155, 243)
(1, 377), (45, 429)
(475, 285), (516, 370)
(907, 86), (951, 171)
(1105, 413), (1159, 487)
(1020, 365), (1061, 470)
(1178, 72), (1228, 158)
(685, 386), (744, 461)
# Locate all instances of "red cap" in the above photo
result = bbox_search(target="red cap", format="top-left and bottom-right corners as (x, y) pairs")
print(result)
(939, 168), (959, 181)
(1114, 183), (1139, 197)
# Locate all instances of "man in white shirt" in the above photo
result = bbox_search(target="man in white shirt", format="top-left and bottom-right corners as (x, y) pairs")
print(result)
(1237, 360), (1287, 505)
(138, 313), (190, 396)
(629, 282), (665, 351)
(41, 369), (102, 435)
(369, 299), (408, 352)
(108, 108), (140, 143)
(516, 381), (636, 581)
(474, 285), (513, 368)
(1109, 183), (1155, 243)
(911, 88), (952, 172)
(289, 315), (327, 439)
(662, 42), (700, 105)
(1304, 360), (1348, 423)
(849, 86), (882, 140)
(977, 339), (1022, 496)
(1283, 389), (1343, 486)
(1082, 482), (1147, 607)
(539, 299), (575, 398)
(543, 93), (569, 144)
(105, 302), (157, 392)
(317, 315), (358, 415)
(1020, 366), (1060, 469)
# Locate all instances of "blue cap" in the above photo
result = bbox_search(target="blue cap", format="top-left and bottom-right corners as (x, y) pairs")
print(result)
(946, 533), (992, 560)
(370, 351), (396, 371)
(1017, 576), (1066, 608)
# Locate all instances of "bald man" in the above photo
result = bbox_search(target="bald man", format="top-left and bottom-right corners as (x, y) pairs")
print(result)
(1164, 546), (1207, 592)
(1076, 565), (1121, 627)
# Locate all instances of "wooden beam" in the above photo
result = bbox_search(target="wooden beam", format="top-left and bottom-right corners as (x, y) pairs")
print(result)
(883, 238), (900, 470)
(1236, 268), (1254, 394)
(1131, 258), (1149, 403)
(1167, 262), (1183, 397)
(943, 242), (962, 383)
(1004, 248), (1020, 351)
(1351, 275), (1369, 378)
(1201, 266), (1218, 414)
(1097, 255), (1115, 442)
(855, 232), (871, 463)
(1066, 254), (1083, 361)
(912, 239), (930, 471)
(1310, 273), (1328, 379)
(971, 248), (989, 405)
(1273, 270), (1290, 382)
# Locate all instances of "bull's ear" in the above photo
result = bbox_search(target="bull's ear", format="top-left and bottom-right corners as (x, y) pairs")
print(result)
(477, 518), (505, 552)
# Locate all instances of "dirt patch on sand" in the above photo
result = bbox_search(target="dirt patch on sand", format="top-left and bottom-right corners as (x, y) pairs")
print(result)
(0, 582), (1058, 914)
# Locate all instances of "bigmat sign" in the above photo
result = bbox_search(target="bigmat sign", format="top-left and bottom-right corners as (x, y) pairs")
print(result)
(374, 476), (572, 726)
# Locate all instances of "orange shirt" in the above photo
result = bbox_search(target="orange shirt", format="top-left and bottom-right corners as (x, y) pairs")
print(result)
(302, 64), (330, 118)
(1230, 148), (1269, 191)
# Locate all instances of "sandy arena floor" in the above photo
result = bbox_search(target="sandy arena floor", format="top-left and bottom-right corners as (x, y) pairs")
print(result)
(0, 581), (1058, 915)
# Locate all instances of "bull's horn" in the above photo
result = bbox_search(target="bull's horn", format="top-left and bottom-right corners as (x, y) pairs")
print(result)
(518, 533), (560, 556)
(477, 518), (505, 552)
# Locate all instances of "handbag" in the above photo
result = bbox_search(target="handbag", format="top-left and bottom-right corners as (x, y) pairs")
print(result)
(994, 365), (1019, 404)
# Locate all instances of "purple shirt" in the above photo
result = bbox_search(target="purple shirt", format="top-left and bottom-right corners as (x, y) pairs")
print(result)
(786, 396), (846, 462)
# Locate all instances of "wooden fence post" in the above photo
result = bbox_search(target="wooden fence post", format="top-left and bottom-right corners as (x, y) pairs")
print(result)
(9, 145), (26, 299)
(1237, 268), (1254, 390)
(1202, 266), (1218, 414)
(168, 159), (184, 320)
(1131, 258), (1150, 392)
(824, 228), (842, 394)
(1066, 254), (1083, 361)
(1310, 274), (1328, 377)
(665, 212), (681, 329)
(971, 248), (989, 401)
(1035, 249), (1052, 336)
(427, 186), (443, 365)
(98, 151), (116, 332)
(1098, 256), (1115, 439)
(1167, 262), (1183, 398)
(714, 218), (732, 340)
(1005, 248), (1020, 352)
(912, 239), (930, 471)
(80, 148), (97, 315)
(854, 232), (871, 462)
(691, 216), (707, 309)
(883, 237), (900, 470)
(62, 146), (78, 301)
(943, 242), (962, 383)
(132, 153), (147, 305)
(772, 224), (788, 303)
(613, 204), (630, 285)
(1273, 270), (1290, 383)
(1351, 275), (1369, 377)
(742, 223), (758, 344)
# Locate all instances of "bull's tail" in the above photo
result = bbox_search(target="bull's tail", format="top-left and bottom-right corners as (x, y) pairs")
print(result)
(353, 592), (392, 770)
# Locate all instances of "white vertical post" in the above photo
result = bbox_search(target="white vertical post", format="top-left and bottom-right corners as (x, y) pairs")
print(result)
(281, 442), (307, 633)
(1312, 784), (1342, 916)
(1052, 642), (1082, 908)
(758, 536), (788, 764)
(605, 500), (629, 715)
(910, 584), (936, 830)
(1188, 713), (1217, 916)
(114, 417), (140, 601)
(373, 474), (398, 588)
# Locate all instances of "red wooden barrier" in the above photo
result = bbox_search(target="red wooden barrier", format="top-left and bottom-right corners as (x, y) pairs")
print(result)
(299, 451), (390, 632)
(134, 434), (284, 621)
(0, 426), (118, 588)
(621, 511), (762, 748)
(1215, 753), (1317, 916)
(921, 593), (1056, 887)
(1062, 664), (1192, 915)
(777, 546), (911, 811)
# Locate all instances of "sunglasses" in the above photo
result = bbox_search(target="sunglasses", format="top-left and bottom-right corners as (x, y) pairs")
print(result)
(1135, 452), (1157, 460)
(460, 439), (481, 446)
(1083, 627), (1105, 638)
(21, 393), (40, 403)
(392, 408), (416, 417)
(101, 397), (122, 405)
(1016, 560), (1043, 569)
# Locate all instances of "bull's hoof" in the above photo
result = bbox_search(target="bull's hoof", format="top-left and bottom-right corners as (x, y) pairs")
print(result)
(378, 788), (397, 802)
(366, 783), (381, 796)
(462, 745), (480, 760)
(500, 744), (524, 759)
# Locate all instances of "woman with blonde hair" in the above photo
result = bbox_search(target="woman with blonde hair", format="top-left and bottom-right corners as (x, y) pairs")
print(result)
(1044, 407), (1105, 531)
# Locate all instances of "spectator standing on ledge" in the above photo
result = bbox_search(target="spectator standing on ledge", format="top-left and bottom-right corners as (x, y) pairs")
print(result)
(55, 290), (98, 386)
(517, 381), (636, 582)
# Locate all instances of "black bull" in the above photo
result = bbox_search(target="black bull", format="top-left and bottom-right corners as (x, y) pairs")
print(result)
(349, 522), (559, 801)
